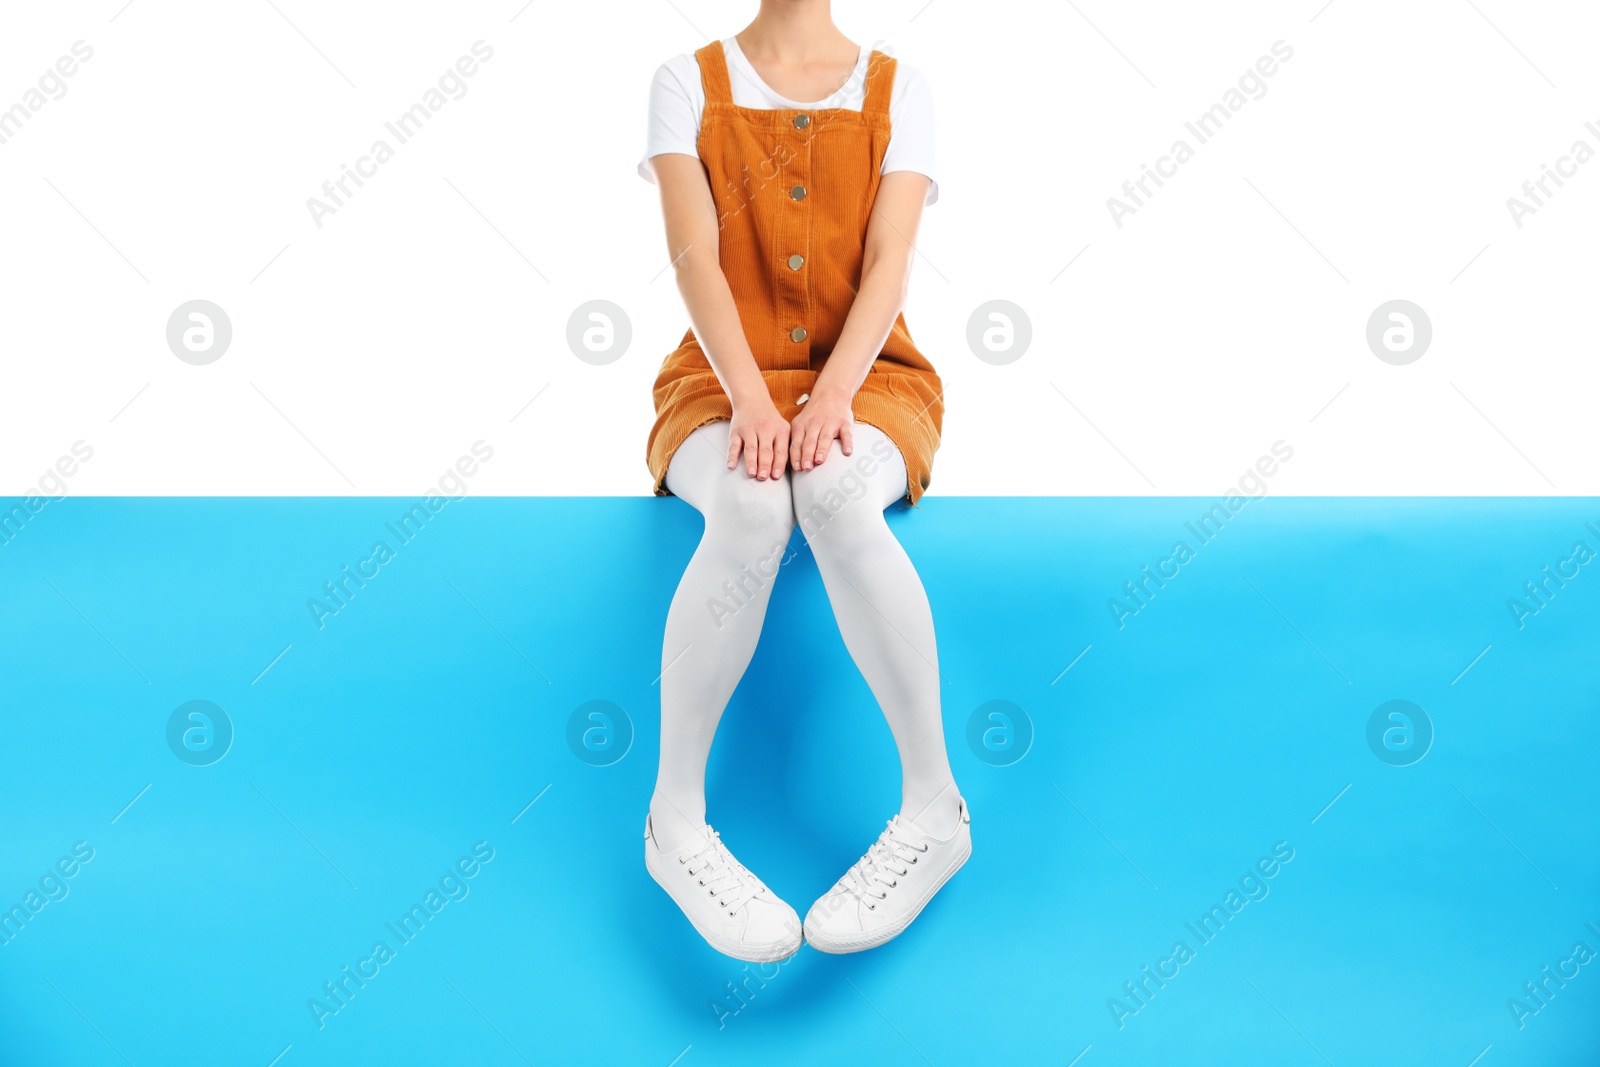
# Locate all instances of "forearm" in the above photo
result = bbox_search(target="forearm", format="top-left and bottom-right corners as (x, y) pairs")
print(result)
(673, 251), (770, 409)
(811, 260), (909, 403)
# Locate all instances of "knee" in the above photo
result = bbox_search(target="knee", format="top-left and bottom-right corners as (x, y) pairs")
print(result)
(792, 467), (886, 554)
(704, 476), (795, 557)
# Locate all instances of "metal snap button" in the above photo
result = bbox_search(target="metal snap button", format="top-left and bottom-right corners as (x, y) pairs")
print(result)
(790, 327), (807, 342)
(793, 112), (810, 129)
(789, 185), (807, 201)
(787, 254), (804, 270)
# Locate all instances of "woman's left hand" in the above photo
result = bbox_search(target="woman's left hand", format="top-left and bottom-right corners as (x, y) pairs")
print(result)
(789, 390), (855, 471)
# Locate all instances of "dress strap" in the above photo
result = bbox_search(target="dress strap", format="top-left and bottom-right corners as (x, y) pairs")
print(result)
(695, 40), (735, 106)
(861, 50), (897, 120)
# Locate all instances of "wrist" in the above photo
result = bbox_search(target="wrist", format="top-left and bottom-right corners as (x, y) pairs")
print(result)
(729, 381), (773, 410)
(809, 379), (855, 406)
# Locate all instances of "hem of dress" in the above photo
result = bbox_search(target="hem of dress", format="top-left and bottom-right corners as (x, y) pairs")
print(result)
(851, 384), (935, 509)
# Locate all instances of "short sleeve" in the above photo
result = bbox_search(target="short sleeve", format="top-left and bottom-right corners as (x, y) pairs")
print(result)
(882, 64), (938, 205)
(639, 56), (703, 185)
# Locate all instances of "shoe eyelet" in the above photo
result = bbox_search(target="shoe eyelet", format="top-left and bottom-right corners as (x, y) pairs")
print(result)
(698, 879), (704, 885)
(868, 903), (876, 910)
(910, 857), (918, 864)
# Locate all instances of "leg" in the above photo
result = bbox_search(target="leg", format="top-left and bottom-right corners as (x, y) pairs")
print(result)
(789, 422), (960, 834)
(652, 420), (796, 851)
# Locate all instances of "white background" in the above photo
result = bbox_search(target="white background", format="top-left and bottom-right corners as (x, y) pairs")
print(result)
(1, 0), (1595, 497)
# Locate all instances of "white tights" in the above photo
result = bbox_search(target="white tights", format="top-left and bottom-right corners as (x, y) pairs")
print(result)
(650, 419), (960, 852)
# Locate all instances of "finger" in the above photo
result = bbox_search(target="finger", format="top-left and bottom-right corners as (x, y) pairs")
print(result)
(815, 422), (837, 466)
(798, 424), (819, 470)
(839, 421), (854, 458)
(726, 429), (742, 471)
(813, 423), (832, 466)
(744, 432), (759, 478)
(772, 424), (790, 479)
(757, 433), (774, 481)
(791, 424), (807, 470)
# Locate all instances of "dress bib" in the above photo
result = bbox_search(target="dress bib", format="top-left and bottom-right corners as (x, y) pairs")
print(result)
(645, 40), (944, 506)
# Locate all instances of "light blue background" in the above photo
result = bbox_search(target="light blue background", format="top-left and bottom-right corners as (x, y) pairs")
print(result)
(1, 496), (1596, 1065)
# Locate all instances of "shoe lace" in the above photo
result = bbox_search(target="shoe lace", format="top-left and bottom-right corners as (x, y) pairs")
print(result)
(840, 818), (928, 910)
(679, 828), (760, 915)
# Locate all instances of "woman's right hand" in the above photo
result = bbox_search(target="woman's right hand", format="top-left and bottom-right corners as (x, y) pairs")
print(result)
(727, 396), (791, 481)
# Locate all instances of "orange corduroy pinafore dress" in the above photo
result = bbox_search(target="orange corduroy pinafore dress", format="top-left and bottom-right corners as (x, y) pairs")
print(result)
(645, 40), (944, 507)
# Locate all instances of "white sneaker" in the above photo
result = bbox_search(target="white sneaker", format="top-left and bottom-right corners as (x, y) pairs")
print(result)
(802, 798), (971, 954)
(644, 814), (802, 963)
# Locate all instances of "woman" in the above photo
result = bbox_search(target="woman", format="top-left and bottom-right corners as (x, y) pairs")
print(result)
(637, 1), (968, 962)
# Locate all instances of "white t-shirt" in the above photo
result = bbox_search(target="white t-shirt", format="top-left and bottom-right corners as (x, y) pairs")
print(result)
(638, 37), (938, 205)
